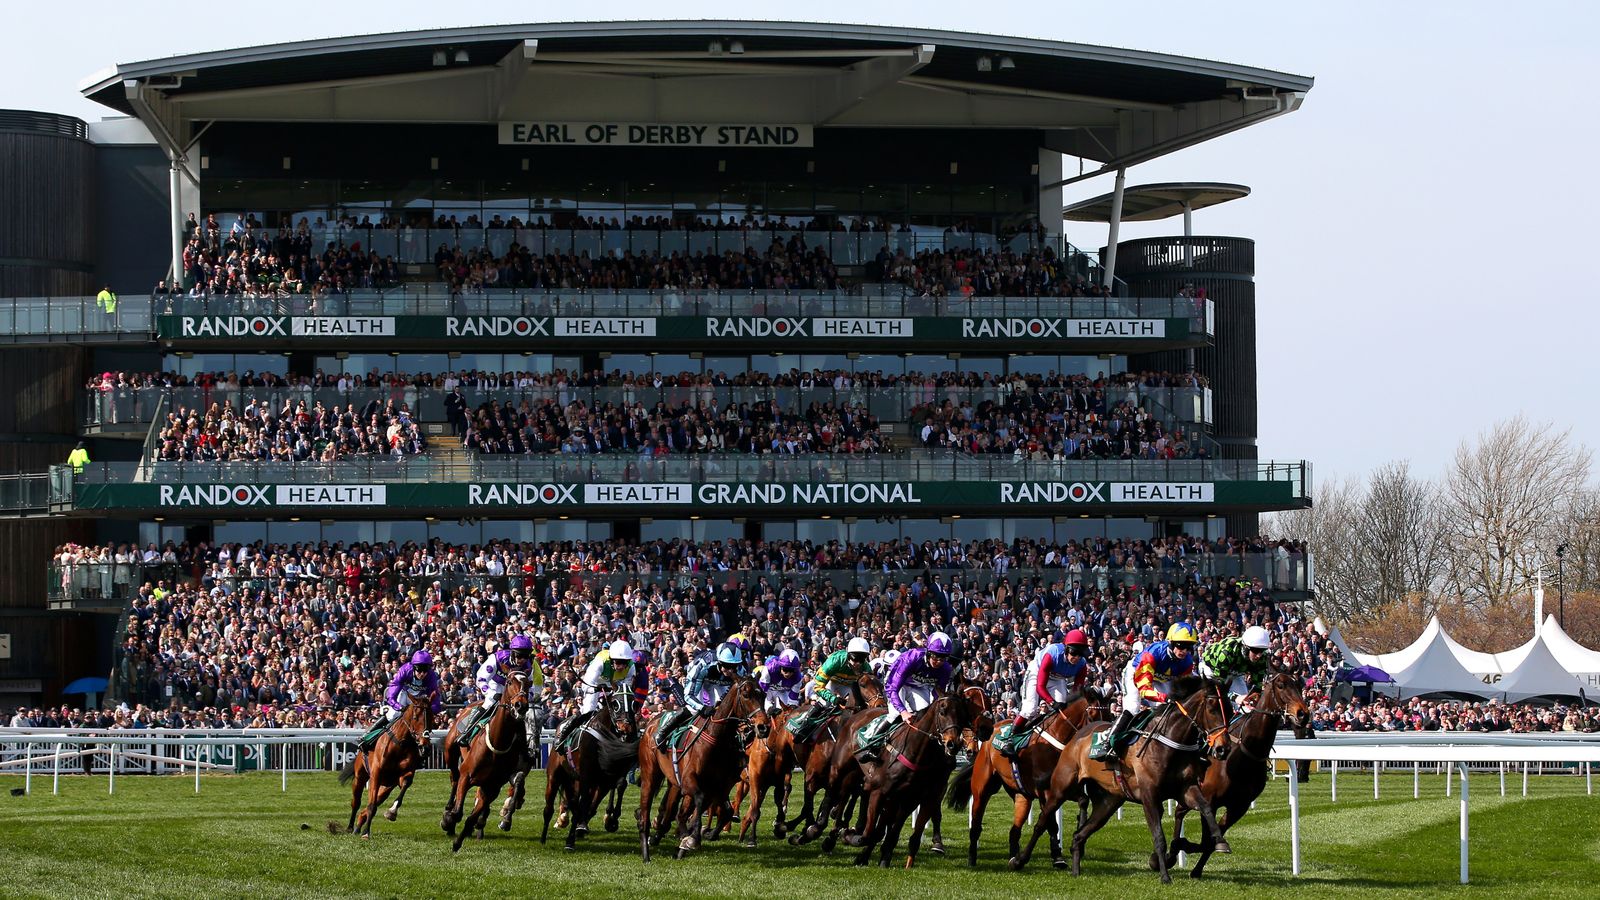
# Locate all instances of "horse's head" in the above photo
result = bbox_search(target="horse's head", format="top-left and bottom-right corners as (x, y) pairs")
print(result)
(928, 698), (964, 759)
(857, 673), (886, 709)
(503, 670), (530, 716)
(741, 708), (772, 748)
(402, 691), (433, 735)
(1079, 685), (1116, 725)
(1169, 676), (1233, 760)
(1260, 671), (1313, 738)
(951, 677), (994, 743)
(608, 688), (639, 741)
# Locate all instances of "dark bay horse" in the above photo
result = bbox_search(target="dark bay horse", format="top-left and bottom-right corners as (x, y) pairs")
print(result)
(1012, 676), (1234, 883)
(339, 692), (432, 838)
(837, 694), (964, 867)
(441, 671), (529, 852)
(636, 677), (765, 861)
(538, 689), (639, 850)
(1159, 672), (1313, 878)
(945, 685), (1113, 867)
(782, 673), (886, 839)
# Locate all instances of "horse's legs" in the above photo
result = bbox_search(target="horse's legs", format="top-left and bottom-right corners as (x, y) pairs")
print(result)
(452, 786), (488, 853)
(1044, 801), (1067, 869)
(563, 782), (586, 851)
(635, 758), (659, 862)
(362, 777), (397, 838)
(604, 779), (627, 832)
(1141, 795), (1172, 884)
(1009, 786), (1065, 871)
(383, 771), (415, 822)
(675, 793), (704, 858)
(1185, 782), (1231, 856)
(878, 802), (909, 869)
(1005, 791), (1029, 865)
(540, 766), (562, 844)
(1190, 803), (1235, 879)
(443, 762), (472, 835)
(739, 773), (768, 847)
(904, 798), (937, 868)
(1069, 792), (1120, 877)
(929, 803), (945, 856)
(345, 755), (367, 833)
(774, 764), (794, 837)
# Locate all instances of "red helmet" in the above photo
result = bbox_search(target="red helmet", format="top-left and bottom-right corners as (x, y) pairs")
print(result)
(1063, 629), (1089, 648)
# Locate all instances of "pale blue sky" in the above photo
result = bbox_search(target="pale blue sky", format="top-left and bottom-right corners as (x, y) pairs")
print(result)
(4, 1), (1597, 481)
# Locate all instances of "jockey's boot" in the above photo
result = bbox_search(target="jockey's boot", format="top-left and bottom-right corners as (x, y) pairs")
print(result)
(655, 707), (691, 744)
(554, 710), (589, 746)
(1092, 710), (1134, 761)
(358, 716), (387, 751)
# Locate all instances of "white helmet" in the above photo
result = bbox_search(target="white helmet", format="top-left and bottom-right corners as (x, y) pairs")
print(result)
(1241, 626), (1272, 651)
(846, 637), (872, 655)
(608, 640), (635, 661)
(882, 649), (902, 666)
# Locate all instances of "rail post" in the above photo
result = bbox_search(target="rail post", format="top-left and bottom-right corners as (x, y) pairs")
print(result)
(1287, 769), (1301, 875)
(1499, 762), (1505, 796)
(1459, 763), (1470, 885)
(1373, 760), (1380, 799)
(1413, 761), (1419, 798)
(24, 742), (31, 795)
(53, 742), (62, 795)
(1331, 759), (1337, 802)
(108, 743), (115, 794)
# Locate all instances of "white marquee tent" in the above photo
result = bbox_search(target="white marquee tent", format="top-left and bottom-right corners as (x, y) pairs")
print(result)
(1495, 632), (1590, 702)
(1377, 625), (1495, 699)
(1536, 616), (1600, 691)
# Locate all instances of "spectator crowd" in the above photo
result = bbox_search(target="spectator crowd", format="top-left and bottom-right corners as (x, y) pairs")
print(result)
(151, 397), (422, 463)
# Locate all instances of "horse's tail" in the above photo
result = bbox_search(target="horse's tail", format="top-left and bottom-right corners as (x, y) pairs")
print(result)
(944, 758), (976, 810)
(337, 756), (359, 786)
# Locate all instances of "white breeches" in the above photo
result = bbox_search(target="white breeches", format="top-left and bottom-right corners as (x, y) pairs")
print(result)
(1019, 674), (1074, 717)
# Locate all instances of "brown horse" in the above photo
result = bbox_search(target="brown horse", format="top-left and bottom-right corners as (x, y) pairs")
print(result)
(945, 685), (1114, 867)
(1159, 672), (1313, 878)
(636, 677), (765, 861)
(1011, 676), (1233, 883)
(726, 705), (799, 846)
(797, 675), (988, 864)
(836, 693), (966, 867)
(339, 692), (433, 838)
(440, 670), (529, 852)
(781, 673), (886, 838)
(538, 688), (639, 850)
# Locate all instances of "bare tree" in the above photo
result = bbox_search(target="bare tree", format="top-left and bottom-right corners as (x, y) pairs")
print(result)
(1354, 461), (1449, 607)
(1267, 477), (1371, 622)
(1442, 416), (1593, 605)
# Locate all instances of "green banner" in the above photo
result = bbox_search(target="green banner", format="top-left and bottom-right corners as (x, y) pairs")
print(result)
(74, 479), (1296, 513)
(154, 314), (1192, 348)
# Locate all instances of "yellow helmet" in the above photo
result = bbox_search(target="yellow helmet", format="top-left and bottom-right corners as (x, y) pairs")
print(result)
(1166, 622), (1199, 644)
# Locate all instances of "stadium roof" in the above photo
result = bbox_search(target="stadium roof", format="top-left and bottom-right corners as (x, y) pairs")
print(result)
(1063, 182), (1250, 222)
(84, 21), (1312, 184)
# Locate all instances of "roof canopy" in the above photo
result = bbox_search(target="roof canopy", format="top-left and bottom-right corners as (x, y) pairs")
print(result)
(1382, 626), (1494, 700)
(1062, 182), (1249, 223)
(84, 21), (1310, 182)
(1497, 633), (1590, 703)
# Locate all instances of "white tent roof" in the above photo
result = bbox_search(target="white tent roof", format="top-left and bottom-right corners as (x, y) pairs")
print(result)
(1497, 632), (1591, 702)
(1383, 623), (1494, 699)
(1351, 616), (1440, 674)
(1537, 616), (1600, 683)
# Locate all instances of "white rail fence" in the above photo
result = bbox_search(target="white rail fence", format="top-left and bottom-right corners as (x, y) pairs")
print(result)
(5, 728), (1600, 885)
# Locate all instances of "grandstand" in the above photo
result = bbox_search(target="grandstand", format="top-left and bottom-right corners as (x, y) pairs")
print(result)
(0, 21), (1313, 714)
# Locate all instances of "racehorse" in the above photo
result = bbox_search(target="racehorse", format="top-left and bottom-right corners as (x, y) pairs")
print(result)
(945, 685), (1114, 867)
(1158, 671), (1313, 878)
(797, 675), (988, 866)
(781, 673), (886, 839)
(537, 688), (640, 850)
(726, 705), (799, 846)
(836, 692), (965, 867)
(1011, 676), (1233, 883)
(635, 677), (765, 861)
(440, 670), (529, 852)
(339, 692), (432, 838)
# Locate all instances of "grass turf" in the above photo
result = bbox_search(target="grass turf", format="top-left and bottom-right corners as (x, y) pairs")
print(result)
(0, 769), (1597, 899)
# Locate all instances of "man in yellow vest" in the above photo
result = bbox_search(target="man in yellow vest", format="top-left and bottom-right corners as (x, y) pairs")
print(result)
(96, 285), (118, 326)
(67, 441), (90, 474)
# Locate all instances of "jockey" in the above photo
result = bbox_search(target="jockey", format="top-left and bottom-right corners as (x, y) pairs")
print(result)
(856, 632), (954, 761)
(360, 650), (441, 750)
(630, 644), (653, 707)
(998, 629), (1091, 757)
(757, 649), (805, 713)
(462, 635), (543, 733)
(1093, 622), (1198, 760)
(554, 639), (634, 745)
(655, 641), (744, 741)
(869, 648), (901, 679)
(725, 633), (754, 675)
(1200, 625), (1273, 703)
(785, 636), (872, 739)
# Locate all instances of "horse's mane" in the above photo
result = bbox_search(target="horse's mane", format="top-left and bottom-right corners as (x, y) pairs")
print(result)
(1166, 675), (1211, 699)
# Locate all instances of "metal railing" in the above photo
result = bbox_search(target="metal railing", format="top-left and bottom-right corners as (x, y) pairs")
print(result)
(211, 225), (1099, 272)
(0, 296), (154, 342)
(0, 473), (51, 514)
(154, 291), (1206, 322)
(69, 455), (1310, 493)
(89, 382), (1215, 432)
(47, 555), (1313, 607)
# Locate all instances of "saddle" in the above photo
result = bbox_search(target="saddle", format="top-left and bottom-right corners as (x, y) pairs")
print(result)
(1088, 708), (1154, 759)
(785, 703), (838, 741)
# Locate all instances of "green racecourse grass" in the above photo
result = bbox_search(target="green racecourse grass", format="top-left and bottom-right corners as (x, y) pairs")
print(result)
(1, 770), (1597, 899)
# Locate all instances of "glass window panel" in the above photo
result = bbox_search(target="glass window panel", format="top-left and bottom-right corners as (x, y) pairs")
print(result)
(853, 355), (905, 377)
(861, 183), (906, 215)
(846, 519), (900, 543)
(375, 521), (428, 545)
(951, 183), (997, 214)
(908, 183), (948, 214)
(213, 523), (266, 546)
(799, 354), (850, 373)
(400, 354), (449, 376)
(483, 179), (529, 227)
(814, 183), (860, 215)
(1104, 518), (1155, 541)
(428, 521), (482, 545)
(719, 182), (765, 218)
(749, 356), (784, 377)
(902, 355), (947, 379)
(796, 519), (846, 544)
(949, 518), (995, 543)
(321, 521), (372, 546)
(579, 180), (625, 224)
(767, 182), (813, 212)
(266, 521), (320, 545)
(1006, 354), (1061, 377)
(605, 354), (651, 377)
(762, 521), (796, 542)
(995, 182), (1033, 213)
(642, 520), (693, 542)
(957, 357), (1004, 379)
(536, 520), (593, 542)
(482, 520), (539, 543)
(651, 354), (698, 376)
(1003, 518), (1056, 542)
(704, 357), (748, 380)
(900, 519), (949, 544)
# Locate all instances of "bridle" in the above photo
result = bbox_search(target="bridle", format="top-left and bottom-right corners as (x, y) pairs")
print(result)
(483, 672), (528, 756)
(1155, 683), (1231, 758)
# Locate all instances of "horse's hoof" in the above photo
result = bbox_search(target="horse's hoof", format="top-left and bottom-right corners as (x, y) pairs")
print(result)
(565, 843), (577, 852)
(604, 817), (620, 833)
(929, 842), (946, 856)
(498, 819), (512, 832)
(843, 833), (866, 847)
(574, 824), (589, 837)
(773, 823), (787, 839)
(382, 810), (397, 822)
(1052, 857), (1069, 870)
(1215, 840), (1232, 855)
(787, 834), (803, 846)
(1149, 852), (1162, 871)
(1008, 857), (1024, 871)
(877, 859), (891, 869)
(360, 833), (370, 841)
(1190, 868), (1206, 880)
(1161, 873), (1173, 885)
(741, 839), (757, 849)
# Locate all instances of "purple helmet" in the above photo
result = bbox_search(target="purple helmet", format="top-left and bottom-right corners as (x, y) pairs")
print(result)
(776, 649), (801, 669)
(510, 635), (534, 652)
(410, 650), (433, 667)
(925, 632), (953, 655)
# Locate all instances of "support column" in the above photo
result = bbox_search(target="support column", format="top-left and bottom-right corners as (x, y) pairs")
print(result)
(1101, 167), (1127, 290)
(170, 161), (185, 284)
(1182, 200), (1194, 267)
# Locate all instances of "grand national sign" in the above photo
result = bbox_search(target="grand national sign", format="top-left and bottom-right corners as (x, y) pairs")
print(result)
(78, 479), (1297, 514)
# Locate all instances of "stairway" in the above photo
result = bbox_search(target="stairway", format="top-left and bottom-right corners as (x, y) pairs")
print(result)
(423, 426), (473, 473)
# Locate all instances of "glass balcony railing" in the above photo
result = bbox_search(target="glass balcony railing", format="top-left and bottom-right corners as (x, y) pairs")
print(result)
(0, 473), (51, 512)
(83, 383), (1215, 432)
(67, 455), (1310, 497)
(47, 555), (1313, 606)
(0, 296), (154, 342)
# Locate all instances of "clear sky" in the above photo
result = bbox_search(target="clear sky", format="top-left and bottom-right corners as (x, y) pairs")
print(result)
(4, 1), (1597, 482)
